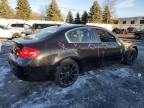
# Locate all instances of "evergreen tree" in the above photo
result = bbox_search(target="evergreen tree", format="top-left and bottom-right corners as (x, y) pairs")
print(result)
(74, 12), (81, 24)
(46, 0), (63, 21)
(81, 11), (88, 24)
(102, 5), (113, 23)
(66, 10), (73, 23)
(90, 0), (102, 23)
(16, 0), (32, 20)
(0, 0), (14, 19)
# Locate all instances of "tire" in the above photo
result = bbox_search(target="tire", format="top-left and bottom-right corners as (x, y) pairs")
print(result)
(135, 34), (144, 40)
(123, 48), (138, 65)
(12, 33), (22, 39)
(55, 59), (79, 87)
(140, 34), (144, 39)
(135, 35), (140, 39)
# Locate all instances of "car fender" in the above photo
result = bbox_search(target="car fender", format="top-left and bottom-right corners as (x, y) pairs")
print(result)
(124, 44), (138, 57)
(53, 50), (79, 65)
(126, 45), (137, 52)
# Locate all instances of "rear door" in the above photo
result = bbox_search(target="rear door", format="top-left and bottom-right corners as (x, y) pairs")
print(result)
(65, 27), (101, 68)
(95, 28), (123, 64)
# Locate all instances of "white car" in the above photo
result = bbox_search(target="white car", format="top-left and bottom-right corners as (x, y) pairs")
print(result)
(0, 25), (23, 39)
(8, 23), (32, 32)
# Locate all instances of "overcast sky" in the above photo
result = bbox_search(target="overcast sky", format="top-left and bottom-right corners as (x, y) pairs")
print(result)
(9, 0), (144, 18)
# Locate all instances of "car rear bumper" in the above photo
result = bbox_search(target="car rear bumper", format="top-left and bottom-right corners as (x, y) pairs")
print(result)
(8, 53), (55, 81)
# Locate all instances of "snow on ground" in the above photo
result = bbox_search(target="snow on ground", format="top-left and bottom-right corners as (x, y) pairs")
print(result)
(0, 67), (10, 87)
(0, 43), (2, 52)
(0, 40), (144, 108)
(0, 40), (13, 87)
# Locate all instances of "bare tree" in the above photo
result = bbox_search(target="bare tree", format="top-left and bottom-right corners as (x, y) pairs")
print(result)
(31, 12), (42, 20)
(39, 5), (48, 20)
(103, 0), (117, 18)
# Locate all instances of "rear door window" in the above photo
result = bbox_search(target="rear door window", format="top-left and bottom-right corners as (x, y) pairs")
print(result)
(66, 28), (100, 43)
(17, 24), (24, 28)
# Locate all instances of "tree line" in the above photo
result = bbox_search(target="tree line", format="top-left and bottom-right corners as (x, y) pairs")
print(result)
(0, 0), (31, 20)
(0, 0), (113, 24)
(67, 0), (113, 24)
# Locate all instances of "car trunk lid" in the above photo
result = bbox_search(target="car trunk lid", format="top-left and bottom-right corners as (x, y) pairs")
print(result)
(12, 39), (42, 59)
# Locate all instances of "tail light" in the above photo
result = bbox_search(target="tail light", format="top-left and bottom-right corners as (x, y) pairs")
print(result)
(16, 47), (40, 59)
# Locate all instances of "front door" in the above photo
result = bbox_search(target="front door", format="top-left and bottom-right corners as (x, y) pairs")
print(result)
(95, 28), (123, 64)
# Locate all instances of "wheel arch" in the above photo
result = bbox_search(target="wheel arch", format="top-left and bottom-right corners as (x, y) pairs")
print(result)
(54, 55), (82, 71)
(12, 32), (21, 38)
(133, 46), (138, 52)
(123, 45), (138, 59)
(122, 45), (138, 65)
(125, 45), (138, 53)
(54, 56), (80, 66)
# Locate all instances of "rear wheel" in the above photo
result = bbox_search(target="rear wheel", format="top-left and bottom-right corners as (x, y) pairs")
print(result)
(55, 59), (79, 87)
(123, 48), (138, 65)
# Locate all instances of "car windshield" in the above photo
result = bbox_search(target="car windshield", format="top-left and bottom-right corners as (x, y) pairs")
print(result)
(34, 26), (60, 39)
(0, 25), (9, 30)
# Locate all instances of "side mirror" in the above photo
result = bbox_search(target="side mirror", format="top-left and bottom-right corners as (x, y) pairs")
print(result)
(24, 28), (33, 35)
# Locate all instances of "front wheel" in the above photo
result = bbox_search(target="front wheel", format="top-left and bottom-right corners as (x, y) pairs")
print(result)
(55, 59), (79, 87)
(123, 48), (138, 65)
(12, 33), (22, 39)
(135, 35), (141, 39)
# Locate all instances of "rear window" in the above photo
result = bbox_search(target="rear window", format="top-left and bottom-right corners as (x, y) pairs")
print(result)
(35, 26), (60, 39)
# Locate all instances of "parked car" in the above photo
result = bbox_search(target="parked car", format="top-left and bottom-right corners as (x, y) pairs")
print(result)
(112, 28), (124, 34)
(8, 25), (138, 87)
(7, 23), (32, 32)
(0, 25), (23, 39)
(134, 29), (144, 39)
(127, 27), (137, 33)
(24, 23), (60, 35)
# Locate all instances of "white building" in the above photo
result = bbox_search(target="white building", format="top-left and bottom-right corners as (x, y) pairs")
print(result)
(87, 23), (113, 31)
(113, 16), (144, 30)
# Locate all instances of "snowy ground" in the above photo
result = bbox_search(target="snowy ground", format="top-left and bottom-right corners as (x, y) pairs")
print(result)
(0, 40), (144, 108)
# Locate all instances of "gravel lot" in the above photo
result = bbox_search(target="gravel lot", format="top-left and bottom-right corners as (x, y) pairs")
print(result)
(0, 39), (144, 108)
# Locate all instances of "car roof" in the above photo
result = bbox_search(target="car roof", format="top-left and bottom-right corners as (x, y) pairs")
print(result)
(56, 24), (104, 31)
